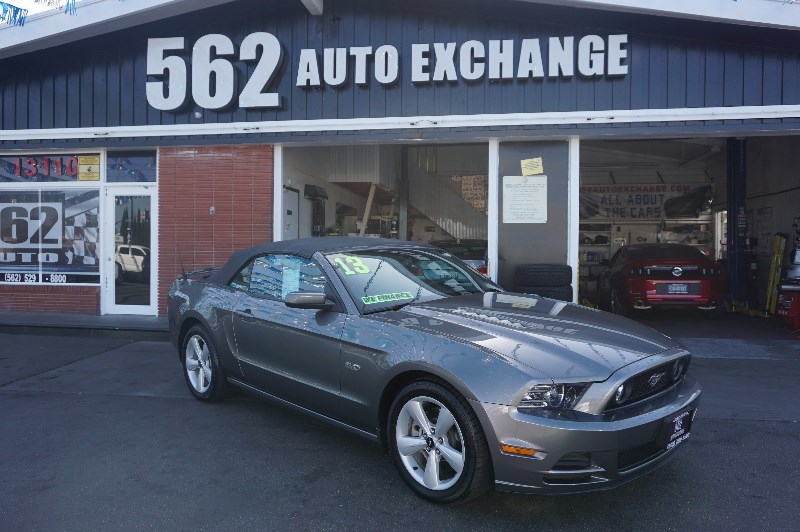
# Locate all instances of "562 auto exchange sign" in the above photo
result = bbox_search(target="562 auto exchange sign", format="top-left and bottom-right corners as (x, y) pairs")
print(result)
(146, 32), (628, 112)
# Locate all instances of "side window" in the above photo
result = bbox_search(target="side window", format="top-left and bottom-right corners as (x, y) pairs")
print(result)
(243, 254), (327, 301)
(229, 262), (253, 292)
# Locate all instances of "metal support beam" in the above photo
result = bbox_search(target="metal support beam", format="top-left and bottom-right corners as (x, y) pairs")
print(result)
(399, 146), (409, 241)
(359, 183), (377, 237)
(726, 137), (748, 305)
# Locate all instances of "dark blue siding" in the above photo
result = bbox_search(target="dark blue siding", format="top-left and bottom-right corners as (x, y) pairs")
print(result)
(0, 0), (799, 147)
(724, 47), (744, 107)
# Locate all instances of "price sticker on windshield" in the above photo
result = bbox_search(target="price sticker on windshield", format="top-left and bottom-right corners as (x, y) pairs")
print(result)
(334, 256), (371, 275)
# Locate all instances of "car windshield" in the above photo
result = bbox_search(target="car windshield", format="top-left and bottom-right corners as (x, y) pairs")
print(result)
(326, 248), (501, 314)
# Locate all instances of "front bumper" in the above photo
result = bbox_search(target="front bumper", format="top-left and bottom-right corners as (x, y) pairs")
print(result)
(473, 374), (701, 494)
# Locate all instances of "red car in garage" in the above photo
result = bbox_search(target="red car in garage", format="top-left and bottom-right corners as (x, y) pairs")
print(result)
(600, 243), (728, 316)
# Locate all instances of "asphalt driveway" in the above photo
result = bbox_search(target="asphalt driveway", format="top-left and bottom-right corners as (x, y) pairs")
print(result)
(0, 312), (798, 531)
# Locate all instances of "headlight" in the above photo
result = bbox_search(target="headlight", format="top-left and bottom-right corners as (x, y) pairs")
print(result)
(519, 383), (589, 411)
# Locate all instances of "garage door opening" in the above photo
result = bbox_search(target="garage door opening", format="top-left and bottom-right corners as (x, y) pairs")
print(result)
(578, 138), (727, 309)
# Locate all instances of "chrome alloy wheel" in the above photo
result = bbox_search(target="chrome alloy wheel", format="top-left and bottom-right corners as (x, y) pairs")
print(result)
(394, 395), (466, 491)
(185, 334), (213, 394)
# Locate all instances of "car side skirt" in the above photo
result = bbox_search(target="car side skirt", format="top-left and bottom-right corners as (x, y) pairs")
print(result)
(227, 377), (380, 444)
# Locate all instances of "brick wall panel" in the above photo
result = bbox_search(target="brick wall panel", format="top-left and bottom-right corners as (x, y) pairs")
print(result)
(158, 145), (274, 314)
(0, 286), (100, 313)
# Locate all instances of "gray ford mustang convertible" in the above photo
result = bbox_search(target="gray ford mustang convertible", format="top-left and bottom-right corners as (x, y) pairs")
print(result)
(168, 237), (700, 503)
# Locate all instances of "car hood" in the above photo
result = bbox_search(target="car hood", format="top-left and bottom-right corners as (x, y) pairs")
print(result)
(381, 292), (682, 381)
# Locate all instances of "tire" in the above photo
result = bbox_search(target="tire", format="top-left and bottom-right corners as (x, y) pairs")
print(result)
(388, 380), (492, 504)
(515, 285), (573, 302)
(610, 289), (630, 317)
(513, 264), (572, 288)
(182, 325), (228, 402)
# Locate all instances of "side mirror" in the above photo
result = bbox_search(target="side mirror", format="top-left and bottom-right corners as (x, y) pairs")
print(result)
(284, 291), (335, 310)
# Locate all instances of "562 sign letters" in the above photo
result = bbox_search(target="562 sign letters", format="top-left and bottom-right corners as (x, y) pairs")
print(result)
(0, 203), (63, 249)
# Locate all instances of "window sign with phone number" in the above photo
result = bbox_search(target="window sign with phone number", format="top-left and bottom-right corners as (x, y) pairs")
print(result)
(0, 190), (101, 285)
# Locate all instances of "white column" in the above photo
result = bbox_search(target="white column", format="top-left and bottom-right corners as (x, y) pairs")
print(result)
(273, 144), (284, 242)
(487, 139), (500, 282)
(568, 136), (580, 303)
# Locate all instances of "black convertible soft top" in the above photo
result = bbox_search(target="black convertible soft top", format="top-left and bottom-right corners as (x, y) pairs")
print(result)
(207, 237), (439, 284)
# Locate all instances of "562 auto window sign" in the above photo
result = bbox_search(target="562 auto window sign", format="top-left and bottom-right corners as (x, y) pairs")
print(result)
(0, 155), (101, 285)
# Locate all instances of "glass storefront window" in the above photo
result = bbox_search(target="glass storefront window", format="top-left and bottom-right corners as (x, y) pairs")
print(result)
(106, 152), (157, 183)
(0, 189), (101, 285)
(0, 151), (104, 285)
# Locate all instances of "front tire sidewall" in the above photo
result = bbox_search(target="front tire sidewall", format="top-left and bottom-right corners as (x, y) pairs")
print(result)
(181, 325), (227, 402)
(388, 381), (488, 504)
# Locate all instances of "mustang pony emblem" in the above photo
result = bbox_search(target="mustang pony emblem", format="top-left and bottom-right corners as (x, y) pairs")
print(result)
(648, 372), (666, 388)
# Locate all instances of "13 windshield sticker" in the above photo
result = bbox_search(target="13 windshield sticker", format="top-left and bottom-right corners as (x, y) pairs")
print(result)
(333, 256), (370, 275)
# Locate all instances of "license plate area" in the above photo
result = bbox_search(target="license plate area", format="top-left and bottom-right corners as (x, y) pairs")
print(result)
(656, 283), (699, 295)
(657, 408), (694, 450)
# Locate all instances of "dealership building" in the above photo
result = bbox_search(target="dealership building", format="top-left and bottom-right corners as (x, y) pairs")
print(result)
(1, 0), (799, 318)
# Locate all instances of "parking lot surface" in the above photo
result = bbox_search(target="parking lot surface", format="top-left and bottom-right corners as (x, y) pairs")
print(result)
(1, 312), (799, 531)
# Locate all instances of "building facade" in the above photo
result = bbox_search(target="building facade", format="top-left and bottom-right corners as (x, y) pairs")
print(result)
(1, 0), (799, 316)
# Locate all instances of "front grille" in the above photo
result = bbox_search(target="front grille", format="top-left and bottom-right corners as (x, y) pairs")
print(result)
(618, 440), (665, 471)
(543, 474), (594, 485)
(606, 356), (691, 411)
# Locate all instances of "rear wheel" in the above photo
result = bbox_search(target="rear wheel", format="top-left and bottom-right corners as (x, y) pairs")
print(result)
(388, 380), (492, 504)
(182, 325), (228, 402)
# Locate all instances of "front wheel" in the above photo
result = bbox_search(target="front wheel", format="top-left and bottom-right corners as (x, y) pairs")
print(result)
(388, 380), (492, 504)
(182, 325), (228, 402)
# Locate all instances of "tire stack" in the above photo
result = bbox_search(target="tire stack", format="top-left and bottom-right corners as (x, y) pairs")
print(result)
(513, 264), (573, 302)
